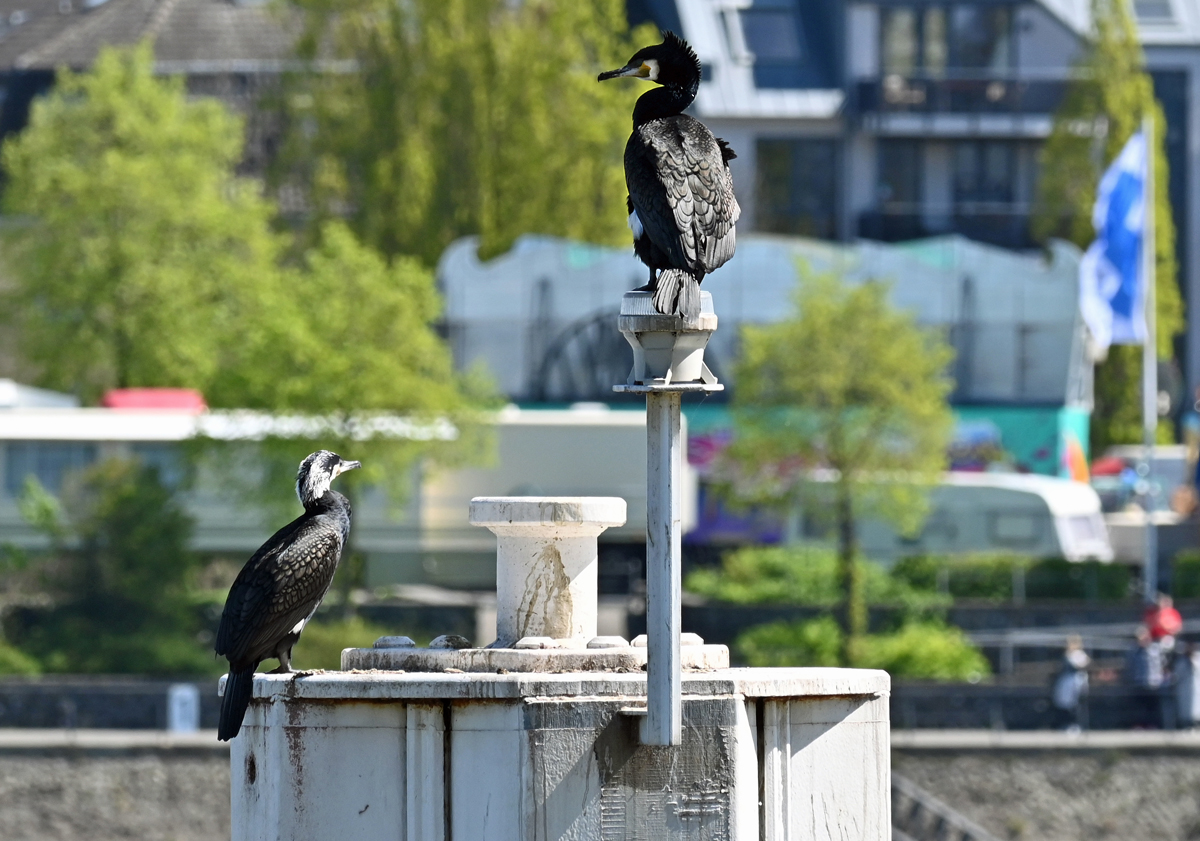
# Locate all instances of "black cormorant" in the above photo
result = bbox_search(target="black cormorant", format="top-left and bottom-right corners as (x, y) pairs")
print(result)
(600, 32), (740, 320)
(215, 450), (361, 741)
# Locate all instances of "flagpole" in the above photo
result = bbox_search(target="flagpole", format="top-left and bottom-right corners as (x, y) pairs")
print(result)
(1142, 113), (1158, 605)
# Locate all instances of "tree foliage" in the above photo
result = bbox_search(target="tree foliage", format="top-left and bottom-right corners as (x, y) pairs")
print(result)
(1032, 0), (1183, 451)
(204, 218), (495, 505)
(683, 545), (948, 613)
(1, 43), (492, 508)
(281, 0), (650, 264)
(723, 273), (954, 661)
(735, 616), (990, 681)
(0, 42), (281, 403)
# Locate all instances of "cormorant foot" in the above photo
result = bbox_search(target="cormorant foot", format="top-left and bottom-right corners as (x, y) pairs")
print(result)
(267, 665), (296, 674)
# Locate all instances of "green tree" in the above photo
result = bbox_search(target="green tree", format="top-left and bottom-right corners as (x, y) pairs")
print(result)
(0, 42), (282, 404)
(282, 0), (650, 264)
(1032, 0), (1183, 451)
(2, 43), (492, 514)
(13, 461), (215, 674)
(201, 220), (496, 603)
(723, 274), (954, 663)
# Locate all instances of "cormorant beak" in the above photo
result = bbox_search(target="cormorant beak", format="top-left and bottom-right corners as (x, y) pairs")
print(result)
(336, 460), (362, 476)
(598, 62), (652, 82)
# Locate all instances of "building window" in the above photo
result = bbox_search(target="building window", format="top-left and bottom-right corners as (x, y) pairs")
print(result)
(953, 141), (1015, 205)
(877, 140), (923, 208)
(950, 6), (1011, 72)
(1134, 0), (1174, 22)
(881, 8), (918, 76)
(738, 0), (835, 89)
(923, 7), (948, 76)
(881, 3), (1013, 77)
(755, 139), (839, 238)
(131, 443), (185, 489)
(4, 442), (97, 496)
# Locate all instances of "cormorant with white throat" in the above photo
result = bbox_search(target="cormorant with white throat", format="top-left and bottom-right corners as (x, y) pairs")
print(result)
(215, 450), (361, 741)
(600, 32), (739, 320)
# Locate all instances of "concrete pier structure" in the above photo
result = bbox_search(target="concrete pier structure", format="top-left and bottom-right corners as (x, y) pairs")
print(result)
(226, 489), (893, 837)
(229, 668), (890, 840)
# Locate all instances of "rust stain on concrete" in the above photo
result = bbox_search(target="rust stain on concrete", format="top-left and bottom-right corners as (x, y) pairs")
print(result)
(517, 543), (573, 638)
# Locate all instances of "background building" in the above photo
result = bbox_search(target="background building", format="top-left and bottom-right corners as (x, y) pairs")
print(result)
(628, 0), (1200, 393)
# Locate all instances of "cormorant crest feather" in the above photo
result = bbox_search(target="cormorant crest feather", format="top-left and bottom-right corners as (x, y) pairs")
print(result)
(660, 30), (700, 79)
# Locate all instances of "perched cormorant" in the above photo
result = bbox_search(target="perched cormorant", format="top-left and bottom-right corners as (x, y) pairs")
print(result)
(215, 450), (361, 741)
(600, 32), (740, 320)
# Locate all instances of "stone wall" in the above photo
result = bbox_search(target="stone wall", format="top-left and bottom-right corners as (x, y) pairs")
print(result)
(895, 735), (1200, 841)
(0, 740), (229, 841)
(6, 730), (1200, 841)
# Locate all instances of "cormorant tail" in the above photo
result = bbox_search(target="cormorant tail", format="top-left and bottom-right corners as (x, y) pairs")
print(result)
(218, 668), (254, 741)
(653, 269), (701, 321)
(677, 273), (700, 322)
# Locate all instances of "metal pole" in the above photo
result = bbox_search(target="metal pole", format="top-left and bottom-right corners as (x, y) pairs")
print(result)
(1142, 114), (1159, 604)
(644, 391), (682, 745)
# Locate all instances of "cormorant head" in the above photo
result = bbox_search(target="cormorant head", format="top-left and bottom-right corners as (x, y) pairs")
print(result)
(598, 31), (701, 91)
(296, 450), (361, 508)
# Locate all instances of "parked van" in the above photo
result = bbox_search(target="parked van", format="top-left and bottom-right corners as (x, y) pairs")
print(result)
(858, 472), (1113, 563)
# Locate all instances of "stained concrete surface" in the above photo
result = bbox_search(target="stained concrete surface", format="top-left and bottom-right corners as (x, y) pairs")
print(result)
(8, 728), (1200, 841)
(0, 735), (229, 841)
(895, 731), (1200, 841)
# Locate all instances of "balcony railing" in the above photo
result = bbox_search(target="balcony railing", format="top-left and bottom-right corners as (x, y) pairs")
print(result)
(858, 207), (1040, 250)
(857, 76), (1070, 115)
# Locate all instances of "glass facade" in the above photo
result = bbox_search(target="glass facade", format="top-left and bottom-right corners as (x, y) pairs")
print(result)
(4, 442), (97, 496)
(950, 6), (1011, 72)
(131, 442), (186, 489)
(877, 139), (923, 208)
(881, 3), (1013, 77)
(738, 0), (835, 89)
(755, 139), (839, 238)
(1133, 0), (1174, 21)
(953, 140), (1015, 205)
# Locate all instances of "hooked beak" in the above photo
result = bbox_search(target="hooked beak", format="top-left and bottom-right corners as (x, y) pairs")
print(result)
(598, 62), (650, 82)
(336, 459), (362, 476)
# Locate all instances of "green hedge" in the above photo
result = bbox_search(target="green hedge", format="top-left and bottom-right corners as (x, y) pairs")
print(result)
(735, 616), (990, 681)
(684, 545), (949, 612)
(1173, 551), (1200, 598)
(890, 555), (1133, 601)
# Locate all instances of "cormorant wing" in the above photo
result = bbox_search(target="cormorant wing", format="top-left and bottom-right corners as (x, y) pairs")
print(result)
(216, 514), (345, 666)
(625, 115), (741, 275)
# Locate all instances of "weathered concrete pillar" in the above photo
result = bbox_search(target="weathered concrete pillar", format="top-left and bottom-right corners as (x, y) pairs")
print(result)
(469, 496), (626, 647)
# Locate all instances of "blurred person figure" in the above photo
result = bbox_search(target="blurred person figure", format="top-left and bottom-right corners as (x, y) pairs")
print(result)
(1146, 593), (1183, 650)
(1174, 642), (1200, 728)
(1127, 625), (1167, 728)
(1127, 626), (1166, 688)
(1052, 634), (1090, 732)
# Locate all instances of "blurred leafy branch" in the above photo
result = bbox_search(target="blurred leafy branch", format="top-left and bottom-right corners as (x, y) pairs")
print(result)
(279, 0), (654, 264)
(0, 41), (499, 512)
(1032, 0), (1182, 451)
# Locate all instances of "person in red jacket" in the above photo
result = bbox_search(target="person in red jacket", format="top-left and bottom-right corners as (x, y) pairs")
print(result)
(1145, 593), (1183, 644)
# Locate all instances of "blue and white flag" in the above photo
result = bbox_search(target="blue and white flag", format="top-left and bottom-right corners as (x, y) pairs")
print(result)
(1079, 131), (1148, 351)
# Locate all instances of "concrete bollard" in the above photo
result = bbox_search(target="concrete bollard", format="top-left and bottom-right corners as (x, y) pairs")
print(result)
(469, 497), (626, 647)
